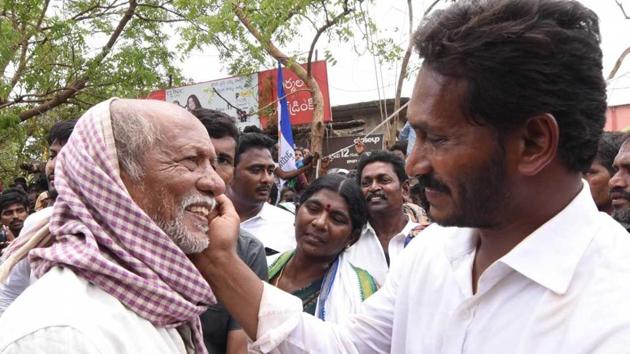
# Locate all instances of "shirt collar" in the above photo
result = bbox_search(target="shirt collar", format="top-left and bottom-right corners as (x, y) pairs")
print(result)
(499, 181), (599, 295)
(364, 217), (418, 239)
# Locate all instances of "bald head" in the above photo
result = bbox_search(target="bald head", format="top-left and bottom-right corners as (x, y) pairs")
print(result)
(111, 99), (210, 181)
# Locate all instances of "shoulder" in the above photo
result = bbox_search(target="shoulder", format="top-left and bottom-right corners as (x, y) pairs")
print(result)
(0, 326), (101, 353)
(262, 203), (295, 221)
(237, 229), (265, 255)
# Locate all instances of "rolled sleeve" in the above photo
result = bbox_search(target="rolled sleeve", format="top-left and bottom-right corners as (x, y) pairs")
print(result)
(251, 282), (303, 353)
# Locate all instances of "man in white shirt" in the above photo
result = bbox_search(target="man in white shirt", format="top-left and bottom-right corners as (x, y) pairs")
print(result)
(227, 132), (295, 255)
(0, 99), (225, 353)
(346, 150), (420, 285)
(192, 0), (630, 352)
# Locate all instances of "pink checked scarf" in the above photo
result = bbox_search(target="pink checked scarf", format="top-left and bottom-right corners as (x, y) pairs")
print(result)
(28, 99), (215, 353)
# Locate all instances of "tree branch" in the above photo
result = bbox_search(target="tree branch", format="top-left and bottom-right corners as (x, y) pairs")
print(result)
(307, 0), (352, 77)
(18, 0), (138, 121)
(609, 46), (630, 80)
(616, 0), (630, 19)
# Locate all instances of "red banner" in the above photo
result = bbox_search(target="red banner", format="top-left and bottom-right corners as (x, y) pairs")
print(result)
(257, 61), (332, 127)
(145, 61), (332, 128)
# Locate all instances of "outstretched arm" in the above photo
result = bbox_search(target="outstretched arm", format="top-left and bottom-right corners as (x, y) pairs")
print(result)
(192, 195), (263, 338)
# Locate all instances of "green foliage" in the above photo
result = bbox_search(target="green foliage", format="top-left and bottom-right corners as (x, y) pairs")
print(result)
(181, 0), (402, 77)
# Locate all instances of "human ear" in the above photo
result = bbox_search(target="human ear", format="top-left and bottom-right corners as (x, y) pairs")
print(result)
(515, 114), (559, 176)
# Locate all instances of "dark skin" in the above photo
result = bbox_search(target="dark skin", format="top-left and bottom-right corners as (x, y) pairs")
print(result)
(227, 148), (276, 222)
(360, 162), (408, 256)
(193, 65), (583, 339)
(405, 66), (582, 293)
(273, 189), (359, 293)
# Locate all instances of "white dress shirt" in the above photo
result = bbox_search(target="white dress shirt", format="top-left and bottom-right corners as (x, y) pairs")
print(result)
(241, 202), (295, 254)
(0, 267), (192, 353)
(250, 183), (630, 353)
(346, 218), (419, 286)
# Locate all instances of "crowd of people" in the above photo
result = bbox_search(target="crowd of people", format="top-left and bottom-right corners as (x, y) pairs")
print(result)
(1, 0), (630, 352)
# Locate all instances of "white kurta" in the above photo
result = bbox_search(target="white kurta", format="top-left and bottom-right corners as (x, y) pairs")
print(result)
(0, 267), (191, 353)
(251, 183), (630, 353)
(345, 219), (419, 286)
(241, 202), (296, 255)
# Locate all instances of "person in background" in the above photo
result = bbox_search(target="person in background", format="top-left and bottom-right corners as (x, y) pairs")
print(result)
(227, 133), (296, 255)
(0, 119), (78, 315)
(192, 108), (268, 354)
(0, 189), (29, 244)
(584, 131), (625, 214)
(609, 135), (630, 231)
(268, 174), (377, 322)
(389, 141), (408, 161)
(346, 150), (420, 286)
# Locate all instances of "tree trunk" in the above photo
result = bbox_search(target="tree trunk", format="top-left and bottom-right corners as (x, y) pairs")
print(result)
(233, 4), (325, 155)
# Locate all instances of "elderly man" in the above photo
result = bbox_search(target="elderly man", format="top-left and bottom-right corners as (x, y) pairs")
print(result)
(0, 99), (224, 353)
(193, 0), (630, 352)
(609, 135), (630, 231)
(192, 108), (268, 354)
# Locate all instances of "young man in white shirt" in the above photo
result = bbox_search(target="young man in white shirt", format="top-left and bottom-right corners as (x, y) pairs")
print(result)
(346, 150), (419, 285)
(193, 0), (630, 352)
(227, 132), (295, 255)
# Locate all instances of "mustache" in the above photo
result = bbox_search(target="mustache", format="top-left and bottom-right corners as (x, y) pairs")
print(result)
(417, 174), (449, 193)
(366, 191), (386, 200)
(610, 187), (630, 200)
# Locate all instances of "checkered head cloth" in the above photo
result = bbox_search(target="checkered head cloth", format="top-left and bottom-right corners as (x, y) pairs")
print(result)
(29, 99), (215, 353)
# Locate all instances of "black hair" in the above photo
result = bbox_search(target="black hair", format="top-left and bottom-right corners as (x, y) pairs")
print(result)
(47, 119), (78, 145)
(298, 174), (368, 235)
(280, 186), (297, 202)
(186, 94), (202, 110)
(414, 0), (607, 172)
(389, 141), (408, 156)
(592, 131), (626, 175)
(235, 133), (275, 165)
(243, 125), (263, 134)
(0, 188), (29, 213)
(191, 108), (239, 141)
(356, 150), (408, 184)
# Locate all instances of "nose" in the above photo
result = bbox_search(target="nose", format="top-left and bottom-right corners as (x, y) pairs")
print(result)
(45, 156), (56, 177)
(406, 140), (432, 177)
(609, 169), (628, 190)
(261, 169), (274, 184)
(197, 162), (226, 196)
(311, 211), (327, 230)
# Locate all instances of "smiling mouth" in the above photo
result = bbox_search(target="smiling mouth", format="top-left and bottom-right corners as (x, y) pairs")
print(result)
(185, 205), (211, 217)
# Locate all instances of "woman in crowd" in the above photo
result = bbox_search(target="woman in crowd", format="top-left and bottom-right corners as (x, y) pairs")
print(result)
(268, 174), (377, 323)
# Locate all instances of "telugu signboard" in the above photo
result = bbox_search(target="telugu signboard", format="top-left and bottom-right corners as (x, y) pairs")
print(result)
(323, 134), (384, 171)
(147, 61), (332, 130)
(258, 61), (332, 127)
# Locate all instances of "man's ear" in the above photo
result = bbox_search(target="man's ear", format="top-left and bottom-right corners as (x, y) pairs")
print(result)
(513, 113), (559, 176)
(401, 179), (411, 201)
